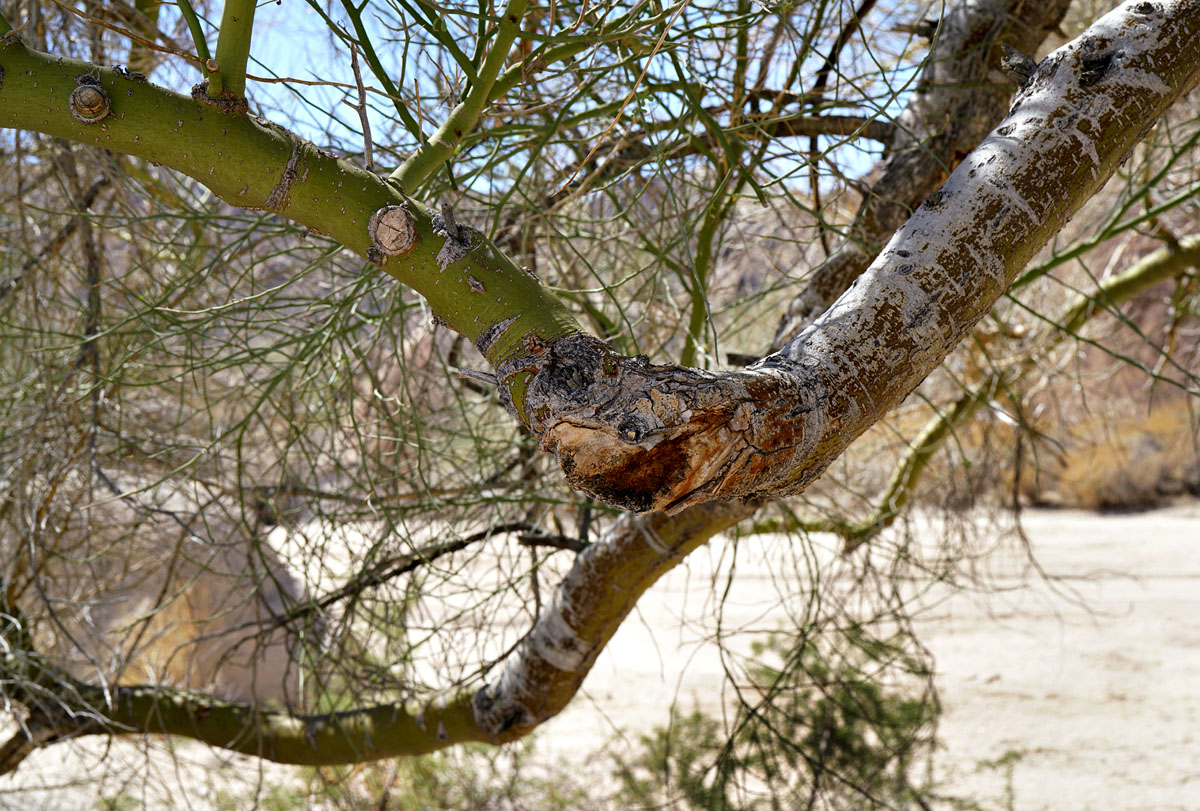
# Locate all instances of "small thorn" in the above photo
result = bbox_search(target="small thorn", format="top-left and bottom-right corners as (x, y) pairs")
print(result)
(457, 367), (498, 387)
(440, 202), (460, 240)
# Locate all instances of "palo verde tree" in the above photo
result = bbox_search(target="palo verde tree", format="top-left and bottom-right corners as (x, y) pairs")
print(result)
(1, 0), (1199, 800)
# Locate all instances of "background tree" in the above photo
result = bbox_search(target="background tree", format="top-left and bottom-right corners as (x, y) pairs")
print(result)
(0, 0), (1198, 803)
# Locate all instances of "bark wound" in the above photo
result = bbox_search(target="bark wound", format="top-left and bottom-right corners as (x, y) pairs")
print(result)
(503, 0), (1200, 516)
(69, 76), (111, 124)
(501, 334), (824, 513)
(432, 207), (479, 270)
(263, 137), (307, 212)
(476, 315), (518, 356)
(1080, 43), (1116, 87)
(367, 204), (416, 264)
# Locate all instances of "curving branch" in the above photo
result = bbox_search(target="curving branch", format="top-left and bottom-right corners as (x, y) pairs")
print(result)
(391, 0), (531, 189)
(507, 0), (1200, 513)
(839, 232), (1200, 551)
(2, 0), (1200, 768)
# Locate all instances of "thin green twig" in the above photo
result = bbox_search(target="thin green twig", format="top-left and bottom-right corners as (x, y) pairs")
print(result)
(339, 0), (424, 141)
(212, 0), (257, 99)
(176, 0), (211, 62)
(391, 0), (530, 189)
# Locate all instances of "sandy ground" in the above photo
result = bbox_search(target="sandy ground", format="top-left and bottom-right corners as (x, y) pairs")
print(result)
(540, 501), (1200, 810)
(2, 503), (1198, 809)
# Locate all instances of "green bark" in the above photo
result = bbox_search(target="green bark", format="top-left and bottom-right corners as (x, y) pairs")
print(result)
(0, 40), (579, 402)
(210, 0), (257, 99)
(177, 0), (212, 63)
(98, 683), (486, 764)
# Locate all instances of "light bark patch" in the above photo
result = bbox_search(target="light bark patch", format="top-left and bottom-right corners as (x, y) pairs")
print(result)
(368, 204), (417, 257)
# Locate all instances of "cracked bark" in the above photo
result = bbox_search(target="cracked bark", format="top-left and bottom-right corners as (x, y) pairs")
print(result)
(475, 0), (1200, 748)
(771, 0), (1074, 348)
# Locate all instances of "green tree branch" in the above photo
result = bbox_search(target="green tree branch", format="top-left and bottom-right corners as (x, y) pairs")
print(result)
(210, 0), (258, 98)
(391, 0), (530, 188)
(0, 39), (578, 402)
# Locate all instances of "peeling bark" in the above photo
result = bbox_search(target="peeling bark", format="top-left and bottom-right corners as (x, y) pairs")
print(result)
(771, 0), (1074, 347)
(515, 0), (1200, 514)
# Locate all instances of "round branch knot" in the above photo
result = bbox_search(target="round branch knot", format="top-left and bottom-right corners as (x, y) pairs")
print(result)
(70, 76), (111, 125)
(368, 204), (417, 260)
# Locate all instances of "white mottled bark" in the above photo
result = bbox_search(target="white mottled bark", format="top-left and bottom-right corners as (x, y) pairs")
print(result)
(472, 0), (1200, 743)
(770, 0), (1074, 345)
(474, 500), (751, 739)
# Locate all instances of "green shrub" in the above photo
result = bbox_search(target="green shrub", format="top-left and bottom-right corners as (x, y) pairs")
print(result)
(612, 628), (940, 810)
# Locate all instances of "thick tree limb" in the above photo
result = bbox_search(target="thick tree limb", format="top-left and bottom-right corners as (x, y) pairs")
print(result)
(771, 0), (1074, 347)
(514, 0), (1200, 513)
(2, 0), (1200, 770)
(804, 233), (1200, 552)
(0, 503), (745, 764)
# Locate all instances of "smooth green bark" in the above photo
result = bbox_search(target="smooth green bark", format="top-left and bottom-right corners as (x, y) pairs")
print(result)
(0, 40), (579, 396)
(211, 0), (257, 98)
(1, 636), (487, 765)
(98, 683), (485, 764)
(177, 0), (212, 63)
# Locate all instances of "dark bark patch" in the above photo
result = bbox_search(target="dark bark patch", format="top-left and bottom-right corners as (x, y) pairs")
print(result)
(922, 189), (948, 210)
(476, 315), (519, 356)
(189, 80), (250, 115)
(263, 137), (307, 212)
(473, 685), (533, 736)
(432, 207), (479, 269)
(1080, 47), (1115, 87)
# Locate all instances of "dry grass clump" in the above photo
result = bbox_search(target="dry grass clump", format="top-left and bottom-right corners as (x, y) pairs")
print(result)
(1023, 400), (1200, 511)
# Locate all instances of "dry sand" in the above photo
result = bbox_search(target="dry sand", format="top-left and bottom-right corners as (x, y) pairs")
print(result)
(542, 502), (1200, 810)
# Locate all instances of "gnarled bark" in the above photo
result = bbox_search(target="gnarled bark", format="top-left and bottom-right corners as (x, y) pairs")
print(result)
(2, 0), (1200, 770)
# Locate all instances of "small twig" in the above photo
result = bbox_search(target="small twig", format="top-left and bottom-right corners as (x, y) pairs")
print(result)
(457, 367), (498, 387)
(344, 43), (375, 172)
(1, 176), (110, 305)
(376, 764), (399, 811)
(1, 20), (24, 42)
(518, 533), (588, 553)
(529, 546), (542, 616)
(269, 522), (543, 630)
(43, 0), (197, 66)
(175, 0), (210, 62)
